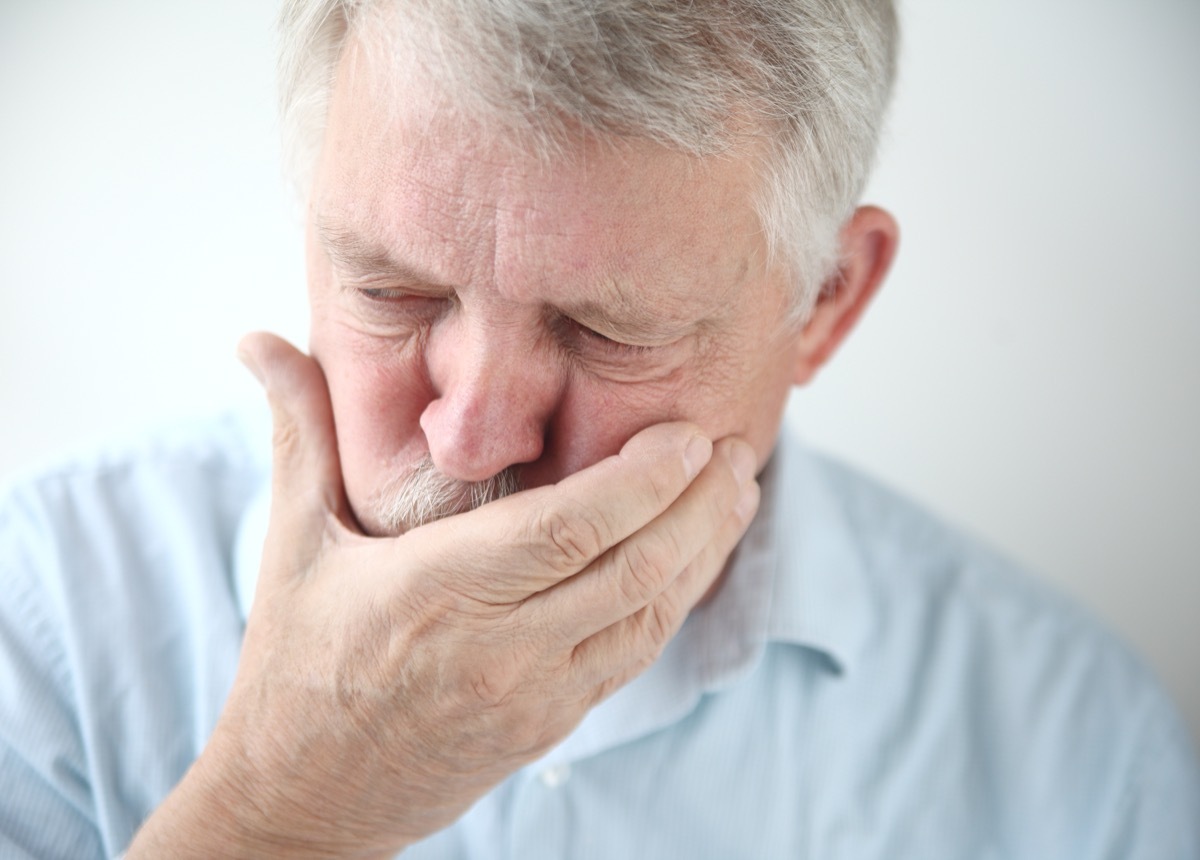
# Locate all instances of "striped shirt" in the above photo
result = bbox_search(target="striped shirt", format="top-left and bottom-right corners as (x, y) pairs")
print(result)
(2, 410), (1197, 858)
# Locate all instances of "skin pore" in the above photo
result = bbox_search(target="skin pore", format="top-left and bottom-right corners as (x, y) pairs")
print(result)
(307, 37), (812, 536)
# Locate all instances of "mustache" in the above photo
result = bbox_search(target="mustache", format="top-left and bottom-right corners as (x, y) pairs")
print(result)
(370, 455), (522, 534)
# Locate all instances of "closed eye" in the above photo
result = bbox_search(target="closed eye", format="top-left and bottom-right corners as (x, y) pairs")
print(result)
(558, 315), (655, 357)
(358, 287), (439, 302)
(350, 286), (454, 329)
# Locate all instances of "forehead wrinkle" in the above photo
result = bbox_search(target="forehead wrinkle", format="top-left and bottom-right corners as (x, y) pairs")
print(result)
(316, 213), (420, 277)
(553, 252), (753, 346)
(314, 213), (457, 289)
(321, 40), (770, 329)
(316, 136), (505, 289)
(314, 214), (391, 269)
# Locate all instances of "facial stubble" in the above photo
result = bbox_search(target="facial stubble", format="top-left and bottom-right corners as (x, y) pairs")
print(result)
(369, 455), (522, 535)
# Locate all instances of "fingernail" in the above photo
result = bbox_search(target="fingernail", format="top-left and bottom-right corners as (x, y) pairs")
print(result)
(237, 344), (264, 386)
(684, 434), (713, 480)
(729, 441), (757, 486)
(734, 481), (760, 523)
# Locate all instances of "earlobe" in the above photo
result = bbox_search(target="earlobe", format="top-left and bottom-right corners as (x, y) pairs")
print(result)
(791, 205), (899, 385)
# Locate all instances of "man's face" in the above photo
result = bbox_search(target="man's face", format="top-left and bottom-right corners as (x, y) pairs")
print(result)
(308, 40), (808, 535)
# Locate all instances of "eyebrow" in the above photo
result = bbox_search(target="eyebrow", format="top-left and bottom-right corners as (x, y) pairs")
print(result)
(566, 294), (698, 344)
(316, 214), (700, 342)
(315, 216), (449, 287)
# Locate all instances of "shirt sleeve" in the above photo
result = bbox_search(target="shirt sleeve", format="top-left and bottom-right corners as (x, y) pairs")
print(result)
(1100, 679), (1200, 860)
(0, 483), (106, 859)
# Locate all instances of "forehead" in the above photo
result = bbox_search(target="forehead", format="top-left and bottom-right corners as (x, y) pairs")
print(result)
(314, 36), (775, 314)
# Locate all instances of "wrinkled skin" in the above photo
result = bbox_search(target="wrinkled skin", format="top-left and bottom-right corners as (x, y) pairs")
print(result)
(128, 31), (896, 860)
(306, 39), (809, 536)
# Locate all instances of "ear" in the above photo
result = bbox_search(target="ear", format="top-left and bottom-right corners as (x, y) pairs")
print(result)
(792, 205), (899, 386)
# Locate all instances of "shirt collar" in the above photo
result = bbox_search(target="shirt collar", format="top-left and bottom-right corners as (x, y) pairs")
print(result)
(764, 425), (872, 676)
(541, 424), (874, 766)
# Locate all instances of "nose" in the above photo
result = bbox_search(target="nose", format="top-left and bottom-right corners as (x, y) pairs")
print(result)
(419, 310), (564, 483)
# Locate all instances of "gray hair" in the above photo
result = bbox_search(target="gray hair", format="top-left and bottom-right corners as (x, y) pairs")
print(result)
(371, 454), (520, 534)
(279, 0), (897, 319)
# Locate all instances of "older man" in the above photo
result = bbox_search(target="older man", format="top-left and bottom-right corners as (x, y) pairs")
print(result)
(2, 1), (1197, 857)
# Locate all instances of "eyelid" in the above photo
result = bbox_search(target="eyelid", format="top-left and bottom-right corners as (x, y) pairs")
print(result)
(353, 283), (456, 303)
(358, 287), (409, 300)
(352, 288), (456, 324)
(352, 291), (669, 359)
(561, 316), (658, 356)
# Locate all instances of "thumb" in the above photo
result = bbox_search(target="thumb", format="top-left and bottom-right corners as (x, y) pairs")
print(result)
(237, 332), (353, 539)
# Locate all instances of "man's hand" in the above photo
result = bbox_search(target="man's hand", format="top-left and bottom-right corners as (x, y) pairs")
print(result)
(129, 333), (759, 859)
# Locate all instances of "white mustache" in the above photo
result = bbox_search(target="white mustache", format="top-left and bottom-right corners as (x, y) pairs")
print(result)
(371, 456), (521, 534)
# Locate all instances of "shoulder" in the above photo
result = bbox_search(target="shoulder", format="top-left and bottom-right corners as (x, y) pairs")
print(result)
(0, 409), (267, 854)
(776, 437), (1200, 853)
(801, 445), (1165, 727)
(1, 409), (267, 594)
(2, 408), (267, 542)
(0, 405), (268, 655)
(775, 436), (1126, 667)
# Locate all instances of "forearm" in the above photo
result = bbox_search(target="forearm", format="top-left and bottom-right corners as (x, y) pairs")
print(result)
(127, 740), (408, 860)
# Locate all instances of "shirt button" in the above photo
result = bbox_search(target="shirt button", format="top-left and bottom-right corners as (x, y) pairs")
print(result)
(539, 763), (571, 788)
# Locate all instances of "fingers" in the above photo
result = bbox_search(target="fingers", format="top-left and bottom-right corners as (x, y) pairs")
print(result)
(570, 475), (760, 695)
(532, 436), (757, 642)
(237, 332), (354, 557)
(418, 422), (715, 599)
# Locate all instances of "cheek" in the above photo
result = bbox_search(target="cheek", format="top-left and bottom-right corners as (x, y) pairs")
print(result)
(640, 330), (797, 468)
(542, 374), (685, 481)
(311, 320), (434, 502)
(698, 341), (797, 462)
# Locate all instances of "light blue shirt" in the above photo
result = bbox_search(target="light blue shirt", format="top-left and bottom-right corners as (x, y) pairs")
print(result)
(1, 410), (1197, 858)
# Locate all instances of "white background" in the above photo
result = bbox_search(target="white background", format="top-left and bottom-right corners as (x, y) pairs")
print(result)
(2, 1), (1198, 748)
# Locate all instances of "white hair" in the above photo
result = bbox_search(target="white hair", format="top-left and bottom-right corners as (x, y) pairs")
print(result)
(278, 0), (898, 320)
(371, 454), (521, 534)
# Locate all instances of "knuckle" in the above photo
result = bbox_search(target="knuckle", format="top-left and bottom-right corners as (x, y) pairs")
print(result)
(615, 531), (680, 604)
(443, 657), (522, 723)
(532, 499), (607, 571)
(637, 592), (682, 654)
(271, 412), (303, 460)
(460, 669), (571, 758)
(467, 667), (516, 711)
(642, 604), (672, 651)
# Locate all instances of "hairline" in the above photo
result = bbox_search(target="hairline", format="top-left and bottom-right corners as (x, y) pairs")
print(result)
(280, 1), (896, 325)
